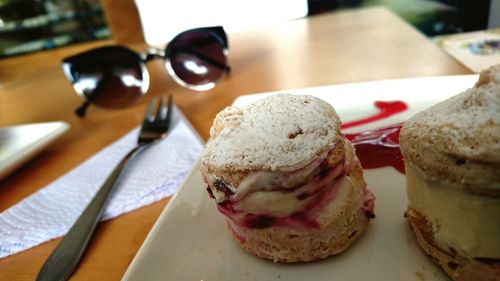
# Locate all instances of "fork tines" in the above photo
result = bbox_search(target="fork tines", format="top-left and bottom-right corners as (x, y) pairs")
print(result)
(144, 95), (173, 124)
(139, 95), (173, 145)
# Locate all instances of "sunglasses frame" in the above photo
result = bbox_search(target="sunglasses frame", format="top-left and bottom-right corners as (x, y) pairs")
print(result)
(143, 26), (230, 91)
(167, 26), (230, 91)
(62, 26), (230, 117)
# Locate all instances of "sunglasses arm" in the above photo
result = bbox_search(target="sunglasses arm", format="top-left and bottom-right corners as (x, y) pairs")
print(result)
(75, 100), (91, 117)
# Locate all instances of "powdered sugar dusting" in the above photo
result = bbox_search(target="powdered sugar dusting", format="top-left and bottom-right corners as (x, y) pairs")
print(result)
(404, 68), (500, 162)
(202, 94), (341, 171)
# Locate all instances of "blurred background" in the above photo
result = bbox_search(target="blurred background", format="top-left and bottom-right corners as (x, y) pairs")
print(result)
(0, 0), (109, 58)
(0, 0), (497, 58)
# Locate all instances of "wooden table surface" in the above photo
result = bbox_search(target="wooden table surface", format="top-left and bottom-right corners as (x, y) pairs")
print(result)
(0, 7), (469, 281)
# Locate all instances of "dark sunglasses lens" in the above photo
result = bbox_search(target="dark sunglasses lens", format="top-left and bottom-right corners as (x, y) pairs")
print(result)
(63, 47), (147, 108)
(168, 32), (226, 88)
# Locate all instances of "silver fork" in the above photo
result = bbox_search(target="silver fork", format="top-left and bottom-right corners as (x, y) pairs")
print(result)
(36, 96), (173, 281)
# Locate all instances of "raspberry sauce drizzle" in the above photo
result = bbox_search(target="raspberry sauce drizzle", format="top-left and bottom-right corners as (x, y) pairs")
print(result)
(341, 101), (408, 129)
(344, 123), (405, 174)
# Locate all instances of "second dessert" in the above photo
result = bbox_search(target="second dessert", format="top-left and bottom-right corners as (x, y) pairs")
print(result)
(400, 65), (500, 280)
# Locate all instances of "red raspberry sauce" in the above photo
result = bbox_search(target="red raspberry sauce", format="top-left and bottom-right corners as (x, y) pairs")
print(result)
(341, 101), (407, 129)
(344, 123), (405, 174)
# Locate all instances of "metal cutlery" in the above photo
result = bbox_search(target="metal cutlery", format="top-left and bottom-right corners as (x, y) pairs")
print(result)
(36, 96), (173, 281)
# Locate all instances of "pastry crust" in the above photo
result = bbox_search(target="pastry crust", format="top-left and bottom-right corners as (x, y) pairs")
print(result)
(400, 65), (500, 196)
(201, 94), (342, 184)
(406, 209), (500, 281)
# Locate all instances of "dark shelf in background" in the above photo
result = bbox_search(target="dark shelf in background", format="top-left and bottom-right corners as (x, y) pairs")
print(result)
(0, 0), (110, 58)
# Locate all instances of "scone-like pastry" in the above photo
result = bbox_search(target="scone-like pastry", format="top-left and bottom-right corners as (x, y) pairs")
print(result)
(201, 94), (375, 263)
(400, 65), (500, 281)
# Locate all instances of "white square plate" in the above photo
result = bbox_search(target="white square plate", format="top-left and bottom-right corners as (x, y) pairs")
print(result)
(122, 75), (478, 281)
(0, 122), (69, 181)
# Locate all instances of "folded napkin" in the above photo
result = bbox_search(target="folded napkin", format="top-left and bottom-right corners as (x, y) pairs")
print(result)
(0, 108), (203, 258)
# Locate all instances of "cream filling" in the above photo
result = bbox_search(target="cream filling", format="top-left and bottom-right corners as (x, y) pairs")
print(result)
(234, 165), (346, 217)
(203, 138), (364, 226)
(229, 140), (357, 219)
(203, 144), (335, 203)
(406, 162), (500, 260)
(230, 152), (328, 202)
(226, 175), (353, 232)
(234, 188), (315, 217)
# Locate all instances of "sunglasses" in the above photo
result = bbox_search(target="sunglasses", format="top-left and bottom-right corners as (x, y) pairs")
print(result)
(62, 26), (230, 117)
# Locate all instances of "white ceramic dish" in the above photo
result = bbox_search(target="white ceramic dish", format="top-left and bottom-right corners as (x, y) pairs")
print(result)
(123, 75), (478, 281)
(0, 122), (70, 181)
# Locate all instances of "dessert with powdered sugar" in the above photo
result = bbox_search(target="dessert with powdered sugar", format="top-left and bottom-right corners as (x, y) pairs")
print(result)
(400, 64), (500, 281)
(200, 94), (375, 262)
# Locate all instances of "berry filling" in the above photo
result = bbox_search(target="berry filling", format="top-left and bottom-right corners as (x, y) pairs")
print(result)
(205, 140), (375, 230)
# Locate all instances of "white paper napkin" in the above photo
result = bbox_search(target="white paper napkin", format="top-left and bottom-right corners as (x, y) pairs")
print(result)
(0, 108), (204, 258)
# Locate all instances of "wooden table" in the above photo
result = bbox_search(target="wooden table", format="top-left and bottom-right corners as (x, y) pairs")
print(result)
(0, 7), (469, 281)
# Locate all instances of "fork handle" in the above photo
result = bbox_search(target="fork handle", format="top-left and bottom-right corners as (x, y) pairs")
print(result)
(36, 145), (147, 281)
